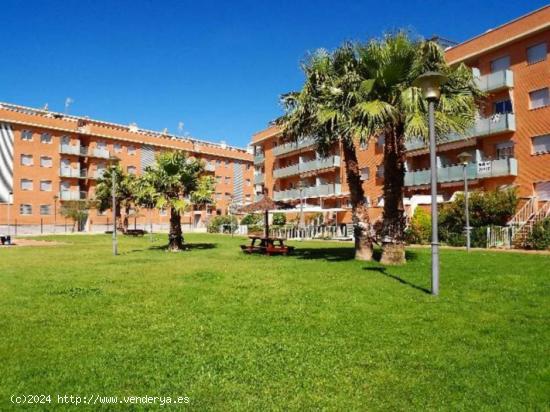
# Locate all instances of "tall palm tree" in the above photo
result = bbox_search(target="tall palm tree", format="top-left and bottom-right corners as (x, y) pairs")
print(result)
(353, 33), (482, 264)
(279, 45), (375, 261)
(140, 151), (206, 251)
(280, 33), (481, 264)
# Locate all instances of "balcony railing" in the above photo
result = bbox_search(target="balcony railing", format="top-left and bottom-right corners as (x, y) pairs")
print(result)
(59, 191), (88, 201)
(59, 144), (81, 155)
(404, 158), (518, 186)
(406, 113), (516, 152)
(254, 173), (264, 184)
(254, 153), (265, 164)
(272, 137), (316, 157)
(59, 167), (81, 178)
(475, 69), (514, 92)
(273, 183), (342, 201)
(254, 193), (264, 202)
(273, 155), (341, 179)
(204, 163), (216, 172)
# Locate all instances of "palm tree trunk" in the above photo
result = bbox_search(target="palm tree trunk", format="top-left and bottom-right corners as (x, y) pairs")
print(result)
(342, 139), (373, 261)
(380, 126), (406, 265)
(168, 207), (184, 251)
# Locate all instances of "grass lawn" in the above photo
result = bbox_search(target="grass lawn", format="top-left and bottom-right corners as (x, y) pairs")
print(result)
(0, 234), (549, 411)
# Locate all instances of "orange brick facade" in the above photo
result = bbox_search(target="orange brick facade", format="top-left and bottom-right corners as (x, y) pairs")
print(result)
(251, 6), (550, 224)
(0, 103), (253, 231)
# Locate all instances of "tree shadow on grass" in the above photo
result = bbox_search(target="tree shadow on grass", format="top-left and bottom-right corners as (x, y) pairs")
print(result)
(364, 266), (430, 294)
(292, 246), (356, 262)
(125, 242), (217, 254)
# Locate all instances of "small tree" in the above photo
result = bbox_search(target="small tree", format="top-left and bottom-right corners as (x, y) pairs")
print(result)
(524, 218), (550, 250)
(94, 166), (137, 232)
(272, 212), (286, 226)
(139, 151), (208, 251)
(405, 207), (431, 244)
(60, 201), (92, 232)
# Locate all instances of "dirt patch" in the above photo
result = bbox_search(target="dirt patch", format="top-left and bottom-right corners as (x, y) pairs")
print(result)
(0, 238), (66, 248)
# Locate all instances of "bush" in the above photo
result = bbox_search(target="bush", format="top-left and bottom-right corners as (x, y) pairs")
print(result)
(524, 218), (550, 250)
(207, 215), (238, 233)
(241, 213), (262, 226)
(439, 188), (517, 248)
(272, 212), (286, 226)
(405, 207), (431, 244)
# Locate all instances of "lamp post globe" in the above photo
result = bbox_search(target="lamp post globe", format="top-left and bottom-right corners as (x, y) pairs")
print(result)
(413, 71), (448, 296)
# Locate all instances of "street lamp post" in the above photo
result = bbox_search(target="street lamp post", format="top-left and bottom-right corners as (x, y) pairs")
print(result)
(109, 156), (120, 256)
(414, 71), (448, 296)
(458, 151), (473, 252)
(53, 195), (58, 234)
(7, 191), (13, 241)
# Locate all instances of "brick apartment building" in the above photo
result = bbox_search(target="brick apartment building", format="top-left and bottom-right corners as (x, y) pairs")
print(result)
(0, 103), (254, 233)
(251, 5), (550, 228)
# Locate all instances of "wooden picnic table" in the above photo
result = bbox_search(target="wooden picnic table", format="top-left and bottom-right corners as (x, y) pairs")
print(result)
(241, 236), (294, 256)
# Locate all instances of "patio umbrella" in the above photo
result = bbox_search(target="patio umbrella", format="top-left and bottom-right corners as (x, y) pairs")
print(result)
(238, 195), (291, 238)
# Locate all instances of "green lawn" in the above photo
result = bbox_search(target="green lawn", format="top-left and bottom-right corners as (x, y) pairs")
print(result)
(0, 234), (548, 411)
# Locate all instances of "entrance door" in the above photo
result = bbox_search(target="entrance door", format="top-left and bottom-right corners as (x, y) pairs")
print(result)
(194, 213), (202, 228)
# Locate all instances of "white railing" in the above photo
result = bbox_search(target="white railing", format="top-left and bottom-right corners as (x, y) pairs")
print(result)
(204, 163), (216, 172)
(273, 155), (340, 179)
(253, 173), (264, 184)
(486, 226), (512, 248)
(475, 69), (514, 92)
(59, 167), (81, 178)
(272, 137), (316, 156)
(59, 144), (81, 155)
(254, 153), (265, 164)
(269, 224), (351, 240)
(273, 183), (342, 201)
(59, 191), (87, 201)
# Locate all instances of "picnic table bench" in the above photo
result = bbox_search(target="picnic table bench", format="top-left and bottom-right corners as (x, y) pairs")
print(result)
(0, 235), (12, 245)
(241, 236), (295, 256)
(124, 229), (147, 236)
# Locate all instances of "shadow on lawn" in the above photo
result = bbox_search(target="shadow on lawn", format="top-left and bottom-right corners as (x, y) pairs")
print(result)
(364, 266), (430, 294)
(126, 242), (217, 254)
(293, 246), (419, 263)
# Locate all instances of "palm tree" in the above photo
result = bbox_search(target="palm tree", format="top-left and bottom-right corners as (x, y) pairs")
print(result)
(279, 45), (375, 261)
(94, 166), (137, 232)
(140, 151), (206, 251)
(280, 33), (481, 264)
(353, 33), (482, 264)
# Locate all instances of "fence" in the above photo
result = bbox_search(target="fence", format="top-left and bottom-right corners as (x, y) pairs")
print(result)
(486, 226), (512, 248)
(269, 224), (352, 240)
(0, 220), (206, 236)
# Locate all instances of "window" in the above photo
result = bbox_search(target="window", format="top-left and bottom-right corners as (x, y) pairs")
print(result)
(40, 156), (53, 168)
(535, 181), (550, 201)
(128, 145), (136, 155)
(360, 141), (367, 150)
(40, 133), (52, 144)
(216, 159), (221, 166)
(225, 176), (231, 184)
(245, 178), (251, 186)
(215, 193), (222, 200)
(360, 167), (370, 181)
(493, 99), (513, 114)
(20, 204), (32, 215)
(490, 56), (510, 72)
(114, 143), (122, 153)
(61, 135), (70, 145)
(40, 205), (52, 215)
(127, 166), (137, 175)
(21, 130), (33, 141)
(376, 165), (384, 178)
(20, 154), (33, 166)
(495, 142), (514, 159)
(532, 134), (550, 154)
(97, 141), (106, 149)
(97, 210), (107, 216)
(40, 180), (52, 191)
(377, 134), (385, 147)
(529, 88), (549, 109)
(225, 160), (229, 167)
(216, 176), (221, 183)
(527, 42), (547, 64)
(20, 179), (33, 190)
(159, 208), (167, 216)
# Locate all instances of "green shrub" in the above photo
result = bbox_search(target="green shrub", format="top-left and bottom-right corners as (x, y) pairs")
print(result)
(272, 212), (286, 226)
(524, 218), (550, 250)
(240, 213), (262, 226)
(207, 215), (238, 233)
(405, 207), (431, 244)
(439, 188), (517, 247)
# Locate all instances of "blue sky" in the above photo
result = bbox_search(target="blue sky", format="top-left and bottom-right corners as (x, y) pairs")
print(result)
(1, 1), (547, 147)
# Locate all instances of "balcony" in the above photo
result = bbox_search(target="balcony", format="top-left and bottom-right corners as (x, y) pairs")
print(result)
(204, 163), (216, 172)
(59, 167), (81, 178)
(475, 69), (513, 93)
(273, 183), (342, 201)
(59, 144), (80, 155)
(406, 113), (516, 152)
(59, 190), (88, 201)
(254, 193), (264, 202)
(254, 173), (264, 185)
(272, 137), (316, 157)
(404, 158), (518, 186)
(254, 153), (265, 164)
(273, 155), (341, 179)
